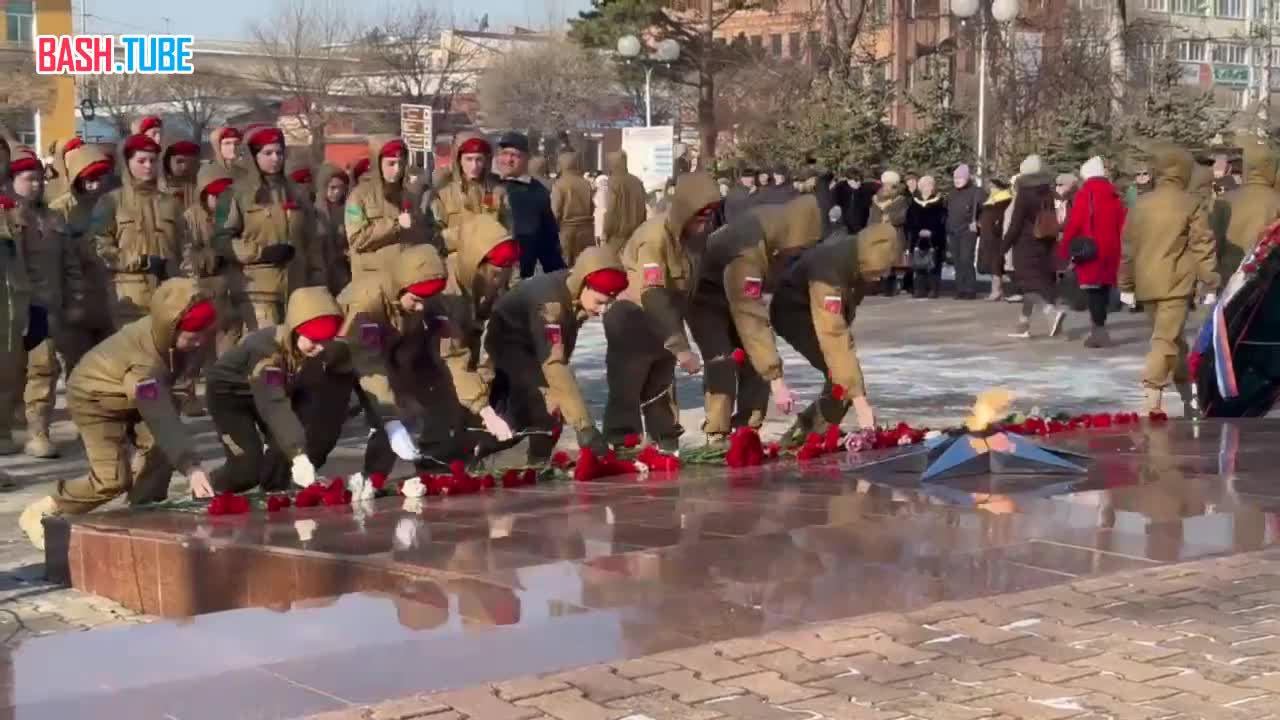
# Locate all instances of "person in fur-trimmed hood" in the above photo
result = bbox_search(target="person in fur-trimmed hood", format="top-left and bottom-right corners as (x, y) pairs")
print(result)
(905, 174), (947, 299)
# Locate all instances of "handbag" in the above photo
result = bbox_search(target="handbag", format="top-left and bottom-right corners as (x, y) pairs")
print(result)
(1067, 191), (1099, 263)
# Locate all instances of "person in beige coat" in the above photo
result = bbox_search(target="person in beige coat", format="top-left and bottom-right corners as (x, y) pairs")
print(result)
(602, 151), (647, 256)
(344, 135), (432, 280)
(551, 150), (595, 264)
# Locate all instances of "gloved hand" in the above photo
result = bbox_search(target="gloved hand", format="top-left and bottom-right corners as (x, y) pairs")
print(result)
(479, 407), (513, 441)
(1203, 292), (1218, 306)
(577, 426), (609, 455)
(1120, 292), (1136, 308)
(143, 255), (170, 280)
(259, 244), (297, 266)
(384, 420), (421, 461)
(23, 305), (48, 352)
(291, 453), (317, 488)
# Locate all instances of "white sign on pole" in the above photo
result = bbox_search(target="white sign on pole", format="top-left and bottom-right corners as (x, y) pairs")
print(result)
(622, 125), (675, 193)
(400, 104), (434, 166)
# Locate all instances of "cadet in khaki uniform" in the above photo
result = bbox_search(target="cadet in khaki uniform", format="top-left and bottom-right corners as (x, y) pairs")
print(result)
(286, 158), (314, 204)
(18, 278), (217, 549)
(339, 244), (500, 471)
(430, 133), (510, 254)
(161, 139), (201, 214)
(49, 146), (114, 372)
(182, 163), (242, 356)
(770, 205), (902, 440)
(1119, 144), (1219, 414)
(92, 134), (186, 328)
(210, 126), (242, 176)
(551, 151), (595, 263)
(602, 151), (648, 256)
(42, 137), (83, 205)
(314, 164), (351, 295)
(689, 194), (824, 442)
(206, 286), (418, 492)
(1210, 138), (1280, 279)
(133, 115), (163, 144)
(603, 172), (722, 450)
(7, 148), (83, 459)
(0, 182), (44, 456)
(345, 135), (432, 279)
(213, 126), (313, 330)
(485, 246), (628, 462)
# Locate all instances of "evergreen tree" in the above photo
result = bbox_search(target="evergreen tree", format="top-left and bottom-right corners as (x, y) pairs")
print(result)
(892, 78), (973, 184)
(1125, 57), (1233, 150)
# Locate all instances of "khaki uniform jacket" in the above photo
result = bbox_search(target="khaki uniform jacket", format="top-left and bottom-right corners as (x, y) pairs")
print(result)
(12, 198), (81, 323)
(208, 286), (398, 459)
(0, 193), (31, 352)
(619, 172), (721, 356)
(487, 247), (624, 431)
(181, 163), (237, 278)
(436, 216), (512, 414)
(92, 174), (186, 276)
(1210, 140), (1280, 275)
(214, 169), (313, 304)
(430, 131), (511, 254)
(313, 163), (351, 294)
(66, 278), (207, 473)
(551, 152), (594, 229)
(603, 151), (647, 247)
(344, 135), (432, 276)
(1119, 145), (1219, 302)
(771, 224), (898, 397)
(161, 142), (200, 216)
(696, 194), (823, 381)
(49, 146), (112, 330)
(42, 138), (76, 205)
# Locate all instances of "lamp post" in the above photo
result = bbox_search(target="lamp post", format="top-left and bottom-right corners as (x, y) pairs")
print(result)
(617, 35), (680, 127)
(950, 0), (1020, 180)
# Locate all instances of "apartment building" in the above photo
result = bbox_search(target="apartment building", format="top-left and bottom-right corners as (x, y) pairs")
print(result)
(1, 0), (75, 149)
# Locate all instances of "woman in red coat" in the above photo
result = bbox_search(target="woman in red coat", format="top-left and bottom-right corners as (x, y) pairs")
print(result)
(1059, 156), (1126, 348)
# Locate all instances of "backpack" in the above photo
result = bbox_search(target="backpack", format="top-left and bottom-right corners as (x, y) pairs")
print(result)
(1032, 192), (1060, 240)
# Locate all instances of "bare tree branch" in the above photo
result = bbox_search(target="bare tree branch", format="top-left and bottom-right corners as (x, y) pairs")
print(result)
(348, 4), (482, 115)
(476, 39), (615, 137)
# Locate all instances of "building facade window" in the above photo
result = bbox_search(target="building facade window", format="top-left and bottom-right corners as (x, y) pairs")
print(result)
(1144, 0), (1169, 10)
(1212, 42), (1248, 64)
(1175, 39), (1206, 61)
(5, 1), (34, 44)
(750, 34), (763, 50)
(1216, 0), (1244, 17)
(770, 33), (782, 56)
(788, 31), (801, 57)
(1172, 0), (1207, 14)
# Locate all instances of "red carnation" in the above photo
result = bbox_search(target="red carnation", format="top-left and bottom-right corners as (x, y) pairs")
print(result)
(321, 487), (351, 506)
(282, 199), (299, 211)
(401, 200), (413, 212)
(266, 494), (292, 512)
(521, 469), (537, 486)
(368, 473), (387, 491)
(449, 460), (467, 477)
(1047, 420), (1067, 434)
(1091, 413), (1112, 429)
(831, 384), (846, 401)
(726, 427), (765, 467)
(731, 348), (746, 366)
(551, 451), (572, 468)
(550, 411), (564, 444)
(765, 442), (781, 459)
(501, 469), (520, 487)
(574, 447), (600, 482)
(823, 424), (842, 452)
(1245, 261), (1259, 274)
(481, 474), (496, 490)
(637, 445), (680, 472)
(623, 434), (641, 448)
(295, 483), (324, 507)
(1149, 411), (1169, 423)
(208, 492), (251, 516)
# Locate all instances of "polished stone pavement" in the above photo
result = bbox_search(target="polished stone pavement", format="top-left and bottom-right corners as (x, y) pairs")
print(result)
(6, 419), (1280, 719)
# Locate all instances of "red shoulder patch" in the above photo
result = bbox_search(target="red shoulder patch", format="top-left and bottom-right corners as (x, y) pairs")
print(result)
(544, 323), (563, 346)
(359, 322), (383, 348)
(742, 276), (763, 300)
(823, 295), (843, 314)
(135, 378), (160, 401)
(0, 195), (15, 210)
(643, 263), (663, 288)
(262, 367), (286, 387)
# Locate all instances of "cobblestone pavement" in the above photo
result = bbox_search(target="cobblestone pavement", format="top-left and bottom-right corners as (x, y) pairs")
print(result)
(0, 297), (1189, 646)
(309, 549), (1280, 720)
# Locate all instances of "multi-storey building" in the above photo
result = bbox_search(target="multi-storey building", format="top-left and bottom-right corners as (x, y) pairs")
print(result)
(1, 0), (75, 150)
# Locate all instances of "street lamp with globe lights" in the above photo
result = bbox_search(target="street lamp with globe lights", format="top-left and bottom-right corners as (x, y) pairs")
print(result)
(617, 34), (680, 127)
(951, 0), (1020, 179)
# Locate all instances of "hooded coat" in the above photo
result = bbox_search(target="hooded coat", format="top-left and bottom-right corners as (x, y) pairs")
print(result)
(67, 277), (208, 474)
(209, 127), (242, 177)
(551, 151), (594, 262)
(436, 215), (511, 415)
(430, 131), (510, 254)
(313, 163), (351, 294)
(42, 138), (79, 205)
(602, 151), (648, 251)
(208, 286), (396, 459)
(345, 135), (432, 279)
(1119, 145), (1218, 302)
(1002, 171), (1058, 296)
(619, 172), (721, 357)
(486, 246), (625, 432)
(50, 146), (114, 331)
(0, 188), (31, 354)
(9, 158), (80, 325)
(182, 163), (236, 279)
(697, 194), (824, 381)
(160, 141), (200, 215)
(977, 186), (1013, 275)
(1210, 140), (1280, 278)
(1058, 176), (1126, 287)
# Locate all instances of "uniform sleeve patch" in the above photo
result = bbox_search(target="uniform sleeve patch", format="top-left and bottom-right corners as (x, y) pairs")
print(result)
(346, 203), (364, 220)
(742, 276), (763, 299)
(823, 295), (843, 314)
(544, 323), (563, 346)
(643, 263), (663, 288)
(263, 367), (286, 387)
(430, 315), (453, 336)
(135, 378), (159, 401)
(359, 322), (383, 348)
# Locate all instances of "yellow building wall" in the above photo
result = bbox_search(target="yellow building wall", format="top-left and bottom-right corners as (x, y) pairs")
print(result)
(36, 0), (76, 146)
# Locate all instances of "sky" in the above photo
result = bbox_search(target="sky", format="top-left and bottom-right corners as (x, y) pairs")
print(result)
(77, 0), (594, 39)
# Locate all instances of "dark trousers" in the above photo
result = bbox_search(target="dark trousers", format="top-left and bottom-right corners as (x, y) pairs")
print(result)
(208, 366), (354, 493)
(1086, 286), (1112, 327)
(950, 232), (978, 296)
(519, 234), (568, 279)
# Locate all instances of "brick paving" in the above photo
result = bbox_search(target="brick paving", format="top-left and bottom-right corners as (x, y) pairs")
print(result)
(313, 549), (1280, 719)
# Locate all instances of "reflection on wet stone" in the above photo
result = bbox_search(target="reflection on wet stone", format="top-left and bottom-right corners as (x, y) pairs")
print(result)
(14, 420), (1280, 717)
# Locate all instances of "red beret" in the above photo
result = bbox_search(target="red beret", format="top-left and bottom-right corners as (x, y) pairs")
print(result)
(76, 159), (114, 182)
(289, 167), (312, 184)
(138, 116), (162, 133)
(169, 140), (200, 157)
(484, 240), (520, 268)
(216, 126), (241, 141)
(177, 300), (217, 332)
(122, 134), (161, 158)
(7, 149), (41, 177)
(63, 137), (84, 153)
(351, 158), (370, 182)
(458, 137), (491, 156)
(202, 177), (233, 197)
(247, 127), (284, 151)
(583, 268), (629, 296)
(380, 139), (407, 158)
(405, 278), (447, 298)
(296, 315), (343, 343)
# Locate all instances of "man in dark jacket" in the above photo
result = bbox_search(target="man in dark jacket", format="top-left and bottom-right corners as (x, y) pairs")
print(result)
(945, 164), (986, 299)
(833, 168), (876, 235)
(723, 167), (759, 223)
(496, 132), (566, 278)
(756, 164), (798, 206)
